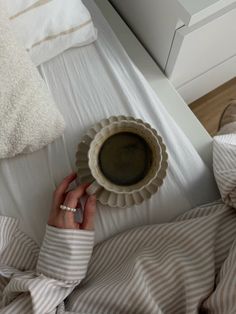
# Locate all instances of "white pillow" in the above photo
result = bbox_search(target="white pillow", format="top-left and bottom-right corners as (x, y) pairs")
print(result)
(5, 0), (39, 17)
(0, 3), (65, 158)
(7, 0), (97, 66)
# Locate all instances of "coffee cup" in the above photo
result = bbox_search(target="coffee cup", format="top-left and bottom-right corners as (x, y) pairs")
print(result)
(86, 120), (162, 195)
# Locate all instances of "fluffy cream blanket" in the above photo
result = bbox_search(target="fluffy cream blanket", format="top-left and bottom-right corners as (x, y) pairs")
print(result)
(0, 3), (65, 159)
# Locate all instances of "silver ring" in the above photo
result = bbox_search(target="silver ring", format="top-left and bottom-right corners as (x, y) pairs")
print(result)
(60, 205), (77, 212)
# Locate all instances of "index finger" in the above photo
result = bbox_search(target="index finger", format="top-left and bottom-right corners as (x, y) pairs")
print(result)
(53, 173), (77, 204)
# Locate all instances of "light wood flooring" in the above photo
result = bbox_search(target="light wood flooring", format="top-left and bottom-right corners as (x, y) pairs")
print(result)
(189, 78), (236, 136)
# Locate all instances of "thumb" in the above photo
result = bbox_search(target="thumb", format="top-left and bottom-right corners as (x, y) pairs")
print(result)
(82, 195), (96, 230)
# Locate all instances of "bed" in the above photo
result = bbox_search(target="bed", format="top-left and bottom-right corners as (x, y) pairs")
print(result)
(0, 0), (219, 245)
(95, 0), (215, 169)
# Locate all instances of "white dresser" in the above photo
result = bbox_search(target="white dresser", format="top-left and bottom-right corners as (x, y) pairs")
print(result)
(110, 0), (236, 103)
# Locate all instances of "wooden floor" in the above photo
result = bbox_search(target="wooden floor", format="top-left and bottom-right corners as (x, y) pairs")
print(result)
(189, 78), (236, 136)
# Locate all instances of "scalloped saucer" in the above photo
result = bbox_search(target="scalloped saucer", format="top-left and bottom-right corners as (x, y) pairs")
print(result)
(76, 116), (168, 208)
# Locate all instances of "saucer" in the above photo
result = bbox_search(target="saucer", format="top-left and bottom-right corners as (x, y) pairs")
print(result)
(76, 116), (168, 208)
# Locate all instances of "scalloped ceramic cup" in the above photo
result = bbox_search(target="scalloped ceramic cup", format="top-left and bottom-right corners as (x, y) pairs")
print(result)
(86, 120), (162, 195)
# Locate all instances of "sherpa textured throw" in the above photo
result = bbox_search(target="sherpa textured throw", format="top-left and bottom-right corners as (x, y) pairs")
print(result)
(0, 3), (65, 159)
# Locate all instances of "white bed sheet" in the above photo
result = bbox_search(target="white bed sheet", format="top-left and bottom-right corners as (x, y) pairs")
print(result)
(0, 0), (219, 245)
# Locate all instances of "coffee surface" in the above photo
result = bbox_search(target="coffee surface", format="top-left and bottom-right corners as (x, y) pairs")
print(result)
(99, 132), (152, 186)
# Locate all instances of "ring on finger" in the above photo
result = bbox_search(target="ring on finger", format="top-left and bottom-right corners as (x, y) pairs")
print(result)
(60, 205), (77, 212)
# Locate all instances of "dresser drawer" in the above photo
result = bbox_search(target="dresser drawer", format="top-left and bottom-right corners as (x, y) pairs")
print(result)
(110, 0), (236, 102)
(110, 0), (185, 69)
(166, 4), (236, 88)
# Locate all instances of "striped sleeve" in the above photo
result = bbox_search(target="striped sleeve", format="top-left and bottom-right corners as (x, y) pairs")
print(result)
(37, 225), (94, 282)
(1, 225), (94, 314)
(213, 134), (236, 208)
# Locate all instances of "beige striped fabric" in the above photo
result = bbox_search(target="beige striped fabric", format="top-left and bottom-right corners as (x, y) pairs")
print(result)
(0, 225), (94, 313)
(0, 133), (236, 314)
(213, 134), (236, 208)
(37, 227), (94, 282)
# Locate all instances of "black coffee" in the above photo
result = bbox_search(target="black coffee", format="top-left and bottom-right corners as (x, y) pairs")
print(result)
(99, 132), (152, 186)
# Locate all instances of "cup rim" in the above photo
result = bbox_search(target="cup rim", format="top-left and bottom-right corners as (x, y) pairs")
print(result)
(88, 120), (162, 194)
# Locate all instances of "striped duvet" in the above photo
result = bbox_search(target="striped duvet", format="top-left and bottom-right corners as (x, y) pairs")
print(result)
(0, 133), (236, 314)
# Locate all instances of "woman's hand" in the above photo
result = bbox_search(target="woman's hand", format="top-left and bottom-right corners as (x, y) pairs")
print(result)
(48, 173), (96, 230)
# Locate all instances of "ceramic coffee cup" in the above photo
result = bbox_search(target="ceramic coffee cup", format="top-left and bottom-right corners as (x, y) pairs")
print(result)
(86, 120), (162, 195)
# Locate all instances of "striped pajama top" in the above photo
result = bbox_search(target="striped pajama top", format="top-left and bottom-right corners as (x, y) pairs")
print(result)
(1, 133), (236, 314)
